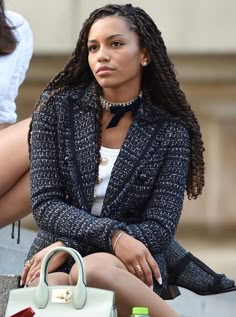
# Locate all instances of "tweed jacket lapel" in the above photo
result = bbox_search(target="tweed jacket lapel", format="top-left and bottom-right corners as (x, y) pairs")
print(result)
(101, 100), (162, 217)
(67, 84), (163, 215)
(66, 84), (98, 211)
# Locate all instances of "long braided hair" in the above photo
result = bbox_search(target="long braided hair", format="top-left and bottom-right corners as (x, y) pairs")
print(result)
(0, 0), (17, 55)
(33, 3), (205, 199)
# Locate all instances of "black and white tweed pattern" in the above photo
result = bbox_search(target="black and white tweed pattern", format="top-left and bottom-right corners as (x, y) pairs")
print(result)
(28, 83), (191, 293)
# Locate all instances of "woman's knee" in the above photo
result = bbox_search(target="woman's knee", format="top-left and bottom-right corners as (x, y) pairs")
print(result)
(69, 252), (126, 286)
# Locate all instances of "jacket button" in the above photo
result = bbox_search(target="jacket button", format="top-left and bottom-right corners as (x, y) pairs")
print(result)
(100, 157), (109, 166)
(139, 173), (147, 181)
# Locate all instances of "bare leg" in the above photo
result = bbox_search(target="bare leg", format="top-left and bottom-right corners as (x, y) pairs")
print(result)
(0, 171), (31, 228)
(0, 118), (31, 227)
(0, 118), (30, 195)
(70, 253), (179, 317)
(29, 272), (70, 287)
(0, 123), (12, 130)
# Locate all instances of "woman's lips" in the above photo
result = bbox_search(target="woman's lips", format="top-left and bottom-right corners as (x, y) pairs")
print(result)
(96, 66), (114, 75)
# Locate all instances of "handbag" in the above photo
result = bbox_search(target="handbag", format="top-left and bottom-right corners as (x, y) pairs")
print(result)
(5, 246), (117, 317)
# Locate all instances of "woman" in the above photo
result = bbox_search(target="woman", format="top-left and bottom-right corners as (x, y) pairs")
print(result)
(0, 0), (33, 130)
(3, 3), (235, 316)
(0, 0), (33, 230)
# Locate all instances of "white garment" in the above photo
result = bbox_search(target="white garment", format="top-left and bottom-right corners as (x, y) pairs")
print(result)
(91, 146), (120, 216)
(0, 11), (33, 123)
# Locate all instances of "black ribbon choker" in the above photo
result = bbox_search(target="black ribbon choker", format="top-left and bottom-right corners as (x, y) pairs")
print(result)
(100, 93), (142, 129)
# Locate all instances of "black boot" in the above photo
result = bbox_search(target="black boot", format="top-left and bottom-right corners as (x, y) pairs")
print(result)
(166, 239), (236, 295)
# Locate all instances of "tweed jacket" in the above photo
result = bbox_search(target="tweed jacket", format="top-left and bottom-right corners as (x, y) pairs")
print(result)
(28, 83), (190, 292)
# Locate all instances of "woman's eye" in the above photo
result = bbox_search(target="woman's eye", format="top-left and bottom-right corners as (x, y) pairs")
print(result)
(88, 45), (98, 52)
(112, 41), (123, 48)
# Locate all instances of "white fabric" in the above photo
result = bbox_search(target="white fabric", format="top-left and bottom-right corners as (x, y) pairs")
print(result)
(0, 11), (33, 123)
(91, 146), (120, 216)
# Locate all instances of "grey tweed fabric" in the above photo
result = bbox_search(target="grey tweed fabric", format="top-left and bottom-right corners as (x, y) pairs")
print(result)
(0, 275), (20, 317)
(27, 83), (190, 294)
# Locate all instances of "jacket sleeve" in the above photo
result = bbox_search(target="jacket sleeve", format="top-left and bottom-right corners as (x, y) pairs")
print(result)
(30, 94), (125, 252)
(124, 122), (191, 254)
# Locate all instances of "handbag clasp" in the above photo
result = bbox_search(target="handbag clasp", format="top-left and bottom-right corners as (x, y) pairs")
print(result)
(52, 289), (72, 304)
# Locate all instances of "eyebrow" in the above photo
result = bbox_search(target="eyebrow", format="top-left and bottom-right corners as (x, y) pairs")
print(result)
(87, 34), (125, 44)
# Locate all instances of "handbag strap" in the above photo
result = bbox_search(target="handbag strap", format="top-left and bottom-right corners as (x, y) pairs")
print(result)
(35, 246), (87, 309)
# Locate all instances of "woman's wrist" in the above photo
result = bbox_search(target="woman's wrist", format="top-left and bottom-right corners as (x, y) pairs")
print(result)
(112, 230), (125, 253)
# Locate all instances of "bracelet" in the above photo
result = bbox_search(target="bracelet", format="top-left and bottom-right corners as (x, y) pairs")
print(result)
(112, 231), (124, 252)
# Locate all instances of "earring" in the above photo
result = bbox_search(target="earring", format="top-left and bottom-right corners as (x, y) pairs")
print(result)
(142, 61), (148, 67)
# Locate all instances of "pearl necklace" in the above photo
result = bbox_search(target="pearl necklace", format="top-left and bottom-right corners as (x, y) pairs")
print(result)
(100, 92), (142, 111)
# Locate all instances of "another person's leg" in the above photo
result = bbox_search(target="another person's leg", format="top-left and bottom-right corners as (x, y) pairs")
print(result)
(0, 118), (32, 228)
(70, 252), (179, 317)
(0, 171), (31, 228)
(0, 123), (12, 131)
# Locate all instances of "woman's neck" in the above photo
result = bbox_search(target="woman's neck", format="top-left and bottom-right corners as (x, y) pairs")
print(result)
(102, 86), (141, 103)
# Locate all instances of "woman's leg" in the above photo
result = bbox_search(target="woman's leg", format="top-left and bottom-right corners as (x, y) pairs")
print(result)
(0, 118), (32, 228)
(0, 123), (12, 131)
(30, 272), (70, 287)
(0, 118), (30, 195)
(0, 171), (31, 228)
(166, 239), (235, 295)
(70, 252), (179, 317)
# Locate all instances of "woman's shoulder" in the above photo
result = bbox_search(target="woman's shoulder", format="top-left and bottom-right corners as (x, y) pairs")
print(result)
(53, 85), (87, 102)
(35, 86), (86, 112)
(144, 106), (189, 135)
(50, 83), (94, 105)
(5, 10), (32, 41)
(161, 116), (190, 139)
(5, 10), (28, 28)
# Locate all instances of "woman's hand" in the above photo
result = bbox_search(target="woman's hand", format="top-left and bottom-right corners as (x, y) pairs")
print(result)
(21, 241), (69, 286)
(112, 231), (162, 288)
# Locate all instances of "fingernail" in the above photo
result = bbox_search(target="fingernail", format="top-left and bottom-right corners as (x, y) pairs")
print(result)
(149, 285), (153, 290)
(157, 276), (162, 285)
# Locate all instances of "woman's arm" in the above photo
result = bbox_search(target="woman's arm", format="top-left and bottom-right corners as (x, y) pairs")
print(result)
(30, 93), (125, 251)
(123, 122), (191, 254)
(31, 94), (190, 255)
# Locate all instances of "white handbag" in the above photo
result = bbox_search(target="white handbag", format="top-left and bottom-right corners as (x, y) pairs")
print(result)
(5, 246), (117, 317)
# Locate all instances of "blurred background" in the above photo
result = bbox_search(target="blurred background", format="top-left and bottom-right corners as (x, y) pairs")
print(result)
(5, 0), (236, 279)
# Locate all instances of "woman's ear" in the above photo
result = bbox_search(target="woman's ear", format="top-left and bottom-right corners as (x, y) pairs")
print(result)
(141, 48), (151, 67)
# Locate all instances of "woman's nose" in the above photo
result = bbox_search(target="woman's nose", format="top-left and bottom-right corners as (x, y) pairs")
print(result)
(97, 46), (110, 63)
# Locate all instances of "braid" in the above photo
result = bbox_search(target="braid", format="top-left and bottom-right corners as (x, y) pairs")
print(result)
(35, 3), (205, 199)
(117, 4), (205, 199)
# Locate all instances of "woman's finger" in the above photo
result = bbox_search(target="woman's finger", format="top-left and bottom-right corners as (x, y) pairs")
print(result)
(138, 257), (153, 287)
(21, 257), (34, 286)
(126, 263), (136, 276)
(25, 263), (41, 286)
(146, 253), (162, 285)
(133, 262), (146, 283)
(20, 266), (30, 286)
(27, 270), (40, 286)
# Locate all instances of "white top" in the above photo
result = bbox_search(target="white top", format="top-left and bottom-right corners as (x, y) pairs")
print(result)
(0, 11), (33, 123)
(91, 146), (120, 216)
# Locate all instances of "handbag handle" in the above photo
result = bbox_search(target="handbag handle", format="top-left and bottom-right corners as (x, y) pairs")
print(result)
(35, 246), (87, 309)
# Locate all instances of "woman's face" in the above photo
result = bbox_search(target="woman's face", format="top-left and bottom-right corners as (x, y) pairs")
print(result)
(87, 16), (147, 94)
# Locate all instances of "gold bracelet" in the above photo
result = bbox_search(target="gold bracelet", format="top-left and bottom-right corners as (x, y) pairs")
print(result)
(113, 231), (124, 252)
